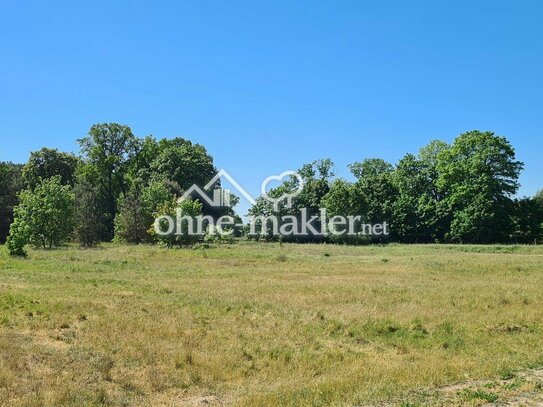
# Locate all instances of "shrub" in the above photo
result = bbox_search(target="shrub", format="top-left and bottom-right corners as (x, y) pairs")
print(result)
(6, 176), (74, 255)
(151, 198), (203, 247)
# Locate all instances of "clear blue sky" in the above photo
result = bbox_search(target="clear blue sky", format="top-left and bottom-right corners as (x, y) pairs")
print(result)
(1, 0), (542, 212)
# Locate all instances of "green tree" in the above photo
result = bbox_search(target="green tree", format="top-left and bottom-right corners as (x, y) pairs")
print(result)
(129, 136), (161, 183)
(437, 131), (523, 243)
(248, 159), (335, 243)
(78, 123), (140, 240)
(73, 178), (103, 247)
(296, 159), (335, 213)
(392, 153), (426, 242)
(392, 140), (450, 242)
(150, 137), (216, 190)
(151, 198), (203, 247)
(142, 179), (176, 218)
(535, 190), (543, 208)
(322, 179), (368, 244)
(416, 140), (451, 242)
(323, 179), (364, 219)
(0, 162), (23, 243)
(349, 158), (397, 240)
(115, 179), (175, 244)
(7, 176), (75, 255)
(510, 197), (542, 244)
(114, 180), (149, 244)
(22, 147), (79, 189)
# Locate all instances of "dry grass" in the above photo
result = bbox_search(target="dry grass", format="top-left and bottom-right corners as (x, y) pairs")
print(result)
(0, 242), (542, 406)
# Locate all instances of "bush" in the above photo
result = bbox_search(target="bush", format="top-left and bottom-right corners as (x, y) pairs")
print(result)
(7, 176), (75, 255)
(6, 217), (29, 256)
(151, 198), (203, 247)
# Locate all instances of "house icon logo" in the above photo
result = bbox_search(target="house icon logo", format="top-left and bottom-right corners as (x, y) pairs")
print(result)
(179, 169), (304, 210)
(178, 169), (256, 208)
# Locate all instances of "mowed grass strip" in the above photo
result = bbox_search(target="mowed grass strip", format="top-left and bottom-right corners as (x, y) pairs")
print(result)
(0, 243), (542, 406)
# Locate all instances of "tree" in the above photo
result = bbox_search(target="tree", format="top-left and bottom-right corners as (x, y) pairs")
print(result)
(129, 136), (161, 183)
(115, 179), (175, 244)
(248, 159), (335, 242)
(73, 178), (103, 247)
(296, 159), (335, 213)
(151, 198), (203, 247)
(115, 180), (148, 244)
(22, 148), (79, 189)
(437, 131), (523, 243)
(535, 190), (543, 208)
(392, 140), (450, 242)
(150, 138), (216, 190)
(416, 140), (451, 242)
(349, 158), (397, 240)
(142, 179), (176, 218)
(392, 154), (427, 242)
(349, 158), (393, 179)
(510, 197), (542, 244)
(323, 179), (365, 218)
(535, 190), (543, 242)
(0, 162), (23, 243)
(322, 179), (368, 244)
(7, 176), (75, 255)
(78, 123), (140, 240)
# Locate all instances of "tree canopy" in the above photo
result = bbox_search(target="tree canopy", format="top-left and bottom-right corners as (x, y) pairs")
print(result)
(22, 147), (79, 189)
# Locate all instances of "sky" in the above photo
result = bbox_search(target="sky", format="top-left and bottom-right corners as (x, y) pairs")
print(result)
(1, 0), (542, 215)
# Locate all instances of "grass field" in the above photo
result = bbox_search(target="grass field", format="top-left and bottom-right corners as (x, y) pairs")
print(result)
(1, 242), (543, 406)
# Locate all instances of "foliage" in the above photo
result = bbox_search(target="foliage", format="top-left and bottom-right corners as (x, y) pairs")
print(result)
(391, 141), (450, 243)
(510, 197), (543, 243)
(248, 131), (530, 245)
(6, 215), (29, 256)
(151, 198), (203, 247)
(0, 162), (23, 243)
(2, 126), (540, 247)
(437, 131), (523, 243)
(149, 137), (216, 190)
(78, 123), (140, 240)
(7, 176), (75, 255)
(114, 179), (166, 243)
(73, 177), (103, 247)
(114, 180), (148, 244)
(348, 158), (396, 242)
(248, 159), (334, 242)
(322, 179), (365, 220)
(141, 179), (176, 216)
(115, 179), (175, 244)
(22, 147), (79, 189)
(535, 190), (543, 207)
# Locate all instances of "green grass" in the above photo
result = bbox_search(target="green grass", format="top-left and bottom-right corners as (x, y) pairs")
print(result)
(1, 242), (543, 406)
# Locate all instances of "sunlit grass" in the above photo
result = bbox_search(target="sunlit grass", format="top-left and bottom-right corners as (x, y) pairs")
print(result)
(1, 242), (542, 406)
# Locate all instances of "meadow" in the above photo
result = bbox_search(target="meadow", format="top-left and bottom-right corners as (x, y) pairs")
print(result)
(1, 242), (543, 406)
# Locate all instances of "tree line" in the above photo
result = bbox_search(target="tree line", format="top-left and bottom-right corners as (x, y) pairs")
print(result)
(1, 125), (542, 255)
(252, 132), (542, 244)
